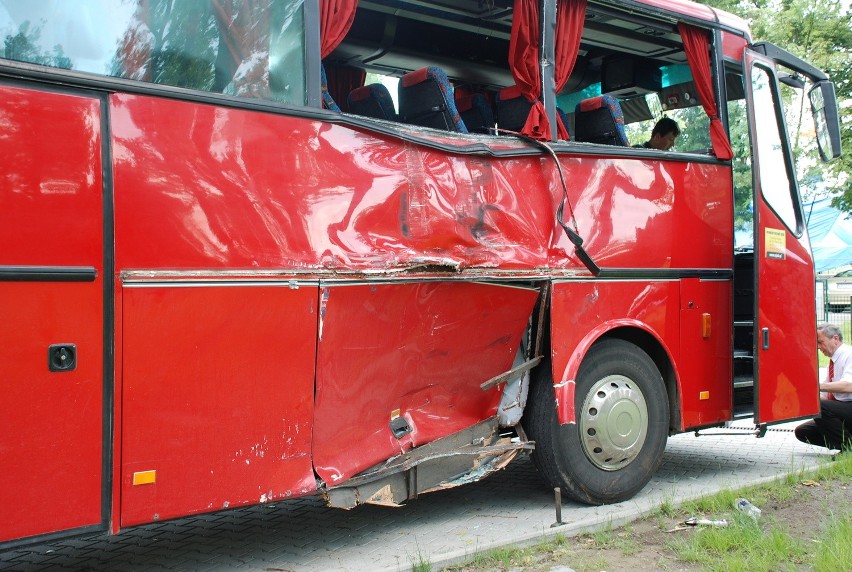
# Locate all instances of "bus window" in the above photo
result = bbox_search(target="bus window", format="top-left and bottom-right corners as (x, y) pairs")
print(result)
(726, 71), (754, 247)
(617, 64), (711, 153)
(555, 61), (712, 152)
(326, 2), (729, 147)
(0, 0), (306, 105)
(751, 64), (799, 234)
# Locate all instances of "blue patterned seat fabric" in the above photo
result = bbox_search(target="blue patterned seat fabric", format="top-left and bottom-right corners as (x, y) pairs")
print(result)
(321, 64), (341, 112)
(347, 83), (397, 120)
(574, 95), (628, 146)
(456, 93), (495, 134)
(398, 66), (468, 133)
(496, 85), (533, 133)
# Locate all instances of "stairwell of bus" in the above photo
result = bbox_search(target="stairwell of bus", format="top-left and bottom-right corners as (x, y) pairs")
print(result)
(733, 250), (755, 418)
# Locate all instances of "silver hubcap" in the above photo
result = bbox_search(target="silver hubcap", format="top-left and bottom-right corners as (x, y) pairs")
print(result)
(579, 374), (649, 471)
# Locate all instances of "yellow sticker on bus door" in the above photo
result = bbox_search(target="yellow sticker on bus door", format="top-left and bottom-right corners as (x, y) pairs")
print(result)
(765, 228), (786, 260)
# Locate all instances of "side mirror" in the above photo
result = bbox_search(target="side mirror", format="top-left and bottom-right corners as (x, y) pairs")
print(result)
(809, 81), (842, 162)
(779, 74), (805, 89)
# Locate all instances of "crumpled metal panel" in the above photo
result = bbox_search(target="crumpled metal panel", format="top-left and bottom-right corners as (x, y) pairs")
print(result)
(322, 417), (531, 509)
(312, 281), (538, 485)
(111, 94), (733, 275)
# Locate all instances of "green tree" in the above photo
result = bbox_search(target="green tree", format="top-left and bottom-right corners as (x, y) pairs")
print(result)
(3, 21), (73, 69)
(701, 0), (852, 212)
(111, 0), (218, 90)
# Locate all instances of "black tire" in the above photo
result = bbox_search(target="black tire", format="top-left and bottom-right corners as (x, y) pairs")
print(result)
(523, 338), (669, 505)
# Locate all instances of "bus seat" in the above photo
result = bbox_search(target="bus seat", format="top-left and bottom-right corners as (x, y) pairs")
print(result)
(574, 95), (628, 146)
(456, 93), (494, 134)
(398, 66), (468, 133)
(321, 64), (341, 112)
(496, 85), (533, 132)
(347, 83), (396, 120)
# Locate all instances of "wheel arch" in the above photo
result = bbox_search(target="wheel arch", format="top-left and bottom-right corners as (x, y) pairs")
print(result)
(602, 326), (681, 434)
(550, 322), (681, 433)
(523, 334), (673, 505)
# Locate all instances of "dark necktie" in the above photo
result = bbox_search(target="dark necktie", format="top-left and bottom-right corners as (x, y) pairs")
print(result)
(828, 359), (836, 400)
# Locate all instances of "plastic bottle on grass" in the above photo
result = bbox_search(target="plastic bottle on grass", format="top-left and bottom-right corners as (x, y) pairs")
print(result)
(734, 498), (761, 519)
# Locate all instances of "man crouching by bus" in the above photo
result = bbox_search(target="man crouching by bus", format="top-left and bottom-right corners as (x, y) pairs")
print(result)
(795, 323), (852, 451)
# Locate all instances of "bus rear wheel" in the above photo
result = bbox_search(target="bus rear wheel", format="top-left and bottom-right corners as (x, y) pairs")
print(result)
(524, 338), (669, 505)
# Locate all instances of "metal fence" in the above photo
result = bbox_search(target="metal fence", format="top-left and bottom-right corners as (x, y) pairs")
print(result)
(816, 279), (851, 334)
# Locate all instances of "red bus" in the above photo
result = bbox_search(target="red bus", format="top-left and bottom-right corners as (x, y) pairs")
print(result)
(0, 0), (841, 547)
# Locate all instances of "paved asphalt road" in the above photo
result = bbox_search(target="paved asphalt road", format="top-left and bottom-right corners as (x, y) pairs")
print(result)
(0, 420), (837, 571)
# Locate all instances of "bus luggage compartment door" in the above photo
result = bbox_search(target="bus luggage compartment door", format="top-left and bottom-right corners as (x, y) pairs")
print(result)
(0, 85), (106, 543)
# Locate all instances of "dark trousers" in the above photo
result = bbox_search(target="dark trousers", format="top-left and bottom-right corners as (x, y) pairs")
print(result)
(795, 399), (852, 450)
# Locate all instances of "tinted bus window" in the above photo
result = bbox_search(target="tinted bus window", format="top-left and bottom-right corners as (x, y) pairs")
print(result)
(0, 0), (306, 105)
(751, 64), (799, 234)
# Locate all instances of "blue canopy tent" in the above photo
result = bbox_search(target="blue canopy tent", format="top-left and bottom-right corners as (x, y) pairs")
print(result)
(805, 198), (852, 274)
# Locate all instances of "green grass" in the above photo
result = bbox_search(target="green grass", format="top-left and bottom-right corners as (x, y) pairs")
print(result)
(409, 543), (433, 572)
(814, 511), (852, 571)
(667, 454), (852, 572)
(444, 453), (852, 572)
(669, 514), (807, 571)
(455, 535), (569, 569)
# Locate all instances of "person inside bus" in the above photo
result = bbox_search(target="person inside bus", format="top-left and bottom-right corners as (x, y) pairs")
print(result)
(636, 117), (680, 150)
(794, 323), (852, 451)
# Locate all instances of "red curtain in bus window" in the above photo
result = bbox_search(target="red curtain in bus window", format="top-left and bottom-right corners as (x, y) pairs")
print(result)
(508, 0), (549, 139)
(678, 23), (734, 160)
(326, 64), (366, 112)
(320, 0), (358, 58)
(554, 0), (586, 139)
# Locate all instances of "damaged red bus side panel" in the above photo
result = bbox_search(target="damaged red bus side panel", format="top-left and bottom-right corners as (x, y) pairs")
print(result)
(0, 0), (840, 547)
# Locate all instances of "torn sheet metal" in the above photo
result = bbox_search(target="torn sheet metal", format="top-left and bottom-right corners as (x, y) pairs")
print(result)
(483, 354), (543, 428)
(321, 417), (533, 509)
(312, 280), (538, 485)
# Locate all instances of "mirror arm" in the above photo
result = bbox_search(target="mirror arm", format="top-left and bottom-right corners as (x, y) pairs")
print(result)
(751, 41), (828, 83)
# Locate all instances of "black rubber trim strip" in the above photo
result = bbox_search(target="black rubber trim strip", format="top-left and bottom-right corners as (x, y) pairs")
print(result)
(560, 268), (733, 280)
(0, 266), (97, 282)
(98, 89), (116, 540)
(0, 524), (106, 552)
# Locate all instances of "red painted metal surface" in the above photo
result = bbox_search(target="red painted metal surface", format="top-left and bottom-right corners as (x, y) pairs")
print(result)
(678, 278), (733, 428)
(0, 87), (104, 541)
(550, 280), (680, 419)
(721, 31), (749, 62)
(120, 285), (318, 527)
(109, 93), (738, 494)
(550, 279), (734, 430)
(744, 50), (819, 423)
(110, 94), (733, 274)
(0, 0), (822, 547)
(755, 215), (819, 422)
(311, 281), (538, 484)
(0, 88), (103, 267)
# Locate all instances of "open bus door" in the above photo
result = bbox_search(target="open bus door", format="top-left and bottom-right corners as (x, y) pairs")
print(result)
(743, 48), (821, 424)
(0, 84), (107, 544)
